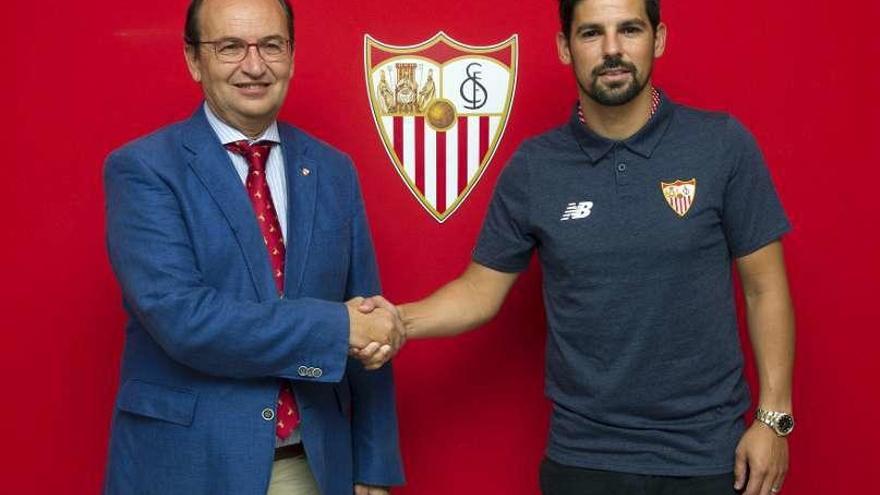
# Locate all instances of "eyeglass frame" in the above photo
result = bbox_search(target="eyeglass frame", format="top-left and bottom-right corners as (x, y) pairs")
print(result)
(186, 36), (294, 63)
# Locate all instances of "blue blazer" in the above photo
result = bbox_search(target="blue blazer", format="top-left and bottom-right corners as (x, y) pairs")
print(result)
(103, 107), (404, 494)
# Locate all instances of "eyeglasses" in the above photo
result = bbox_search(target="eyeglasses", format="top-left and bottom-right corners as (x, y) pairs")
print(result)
(191, 37), (292, 63)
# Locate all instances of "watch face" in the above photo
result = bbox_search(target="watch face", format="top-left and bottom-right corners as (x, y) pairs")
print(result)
(777, 414), (795, 434)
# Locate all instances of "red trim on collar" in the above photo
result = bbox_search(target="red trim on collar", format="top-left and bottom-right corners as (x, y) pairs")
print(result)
(577, 87), (661, 125)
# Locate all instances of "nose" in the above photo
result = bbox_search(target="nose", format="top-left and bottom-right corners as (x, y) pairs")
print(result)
(601, 32), (622, 58)
(240, 45), (267, 76)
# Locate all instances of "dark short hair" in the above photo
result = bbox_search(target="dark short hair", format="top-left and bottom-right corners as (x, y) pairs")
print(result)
(558, 0), (660, 40)
(184, 0), (295, 46)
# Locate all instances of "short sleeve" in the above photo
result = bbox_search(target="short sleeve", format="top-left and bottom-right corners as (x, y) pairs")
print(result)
(472, 147), (536, 272)
(722, 117), (792, 258)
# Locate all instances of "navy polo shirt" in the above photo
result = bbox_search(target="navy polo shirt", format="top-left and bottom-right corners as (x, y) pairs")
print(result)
(473, 92), (790, 476)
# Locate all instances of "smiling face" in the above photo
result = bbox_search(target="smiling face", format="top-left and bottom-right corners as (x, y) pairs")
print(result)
(557, 0), (666, 106)
(184, 0), (294, 135)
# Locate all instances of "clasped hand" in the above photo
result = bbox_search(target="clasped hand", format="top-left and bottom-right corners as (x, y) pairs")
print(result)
(346, 296), (405, 370)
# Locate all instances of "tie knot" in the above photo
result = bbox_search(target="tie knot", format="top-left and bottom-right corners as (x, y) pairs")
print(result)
(225, 140), (275, 172)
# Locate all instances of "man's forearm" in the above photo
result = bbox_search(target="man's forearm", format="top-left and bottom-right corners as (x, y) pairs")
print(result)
(745, 288), (795, 411)
(400, 278), (492, 338)
(399, 262), (519, 339)
(738, 242), (796, 411)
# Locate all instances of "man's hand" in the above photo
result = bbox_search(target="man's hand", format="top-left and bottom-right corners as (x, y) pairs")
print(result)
(346, 297), (405, 370)
(349, 296), (405, 370)
(354, 484), (389, 495)
(734, 421), (789, 495)
(356, 296), (401, 326)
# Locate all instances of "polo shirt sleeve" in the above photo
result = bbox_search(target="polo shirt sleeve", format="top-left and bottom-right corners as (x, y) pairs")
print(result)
(472, 147), (535, 272)
(722, 117), (792, 258)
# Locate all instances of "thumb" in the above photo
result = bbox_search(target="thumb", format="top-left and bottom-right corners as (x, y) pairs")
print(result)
(734, 448), (748, 490)
(346, 296), (365, 308)
(359, 297), (378, 313)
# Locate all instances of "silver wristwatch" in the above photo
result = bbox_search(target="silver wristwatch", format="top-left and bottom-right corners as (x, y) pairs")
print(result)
(754, 408), (795, 437)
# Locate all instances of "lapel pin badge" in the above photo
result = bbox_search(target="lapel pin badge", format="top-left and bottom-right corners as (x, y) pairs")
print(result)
(301, 168), (311, 176)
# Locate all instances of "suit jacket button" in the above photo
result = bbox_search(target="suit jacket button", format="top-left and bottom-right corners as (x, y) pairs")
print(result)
(262, 408), (275, 421)
(312, 368), (323, 378)
(297, 366), (308, 377)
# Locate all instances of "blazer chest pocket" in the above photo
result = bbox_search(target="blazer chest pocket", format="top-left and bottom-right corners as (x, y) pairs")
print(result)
(116, 379), (198, 426)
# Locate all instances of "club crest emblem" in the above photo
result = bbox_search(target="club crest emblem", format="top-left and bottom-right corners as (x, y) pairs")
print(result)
(660, 179), (697, 217)
(365, 32), (518, 222)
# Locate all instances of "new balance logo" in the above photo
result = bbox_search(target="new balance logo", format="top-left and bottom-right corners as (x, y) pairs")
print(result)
(560, 201), (594, 221)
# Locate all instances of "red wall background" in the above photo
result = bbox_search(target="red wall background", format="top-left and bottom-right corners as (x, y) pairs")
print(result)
(5, 0), (879, 493)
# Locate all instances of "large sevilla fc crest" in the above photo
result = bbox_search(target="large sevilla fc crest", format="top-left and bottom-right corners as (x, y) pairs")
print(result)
(365, 32), (518, 222)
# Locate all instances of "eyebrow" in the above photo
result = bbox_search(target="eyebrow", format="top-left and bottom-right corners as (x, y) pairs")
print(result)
(212, 34), (287, 43)
(576, 18), (649, 32)
(619, 18), (649, 28)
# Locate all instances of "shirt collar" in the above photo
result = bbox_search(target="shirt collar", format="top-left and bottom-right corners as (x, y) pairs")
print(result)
(569, 89), (675, 164)
(203, 102), (280, 146)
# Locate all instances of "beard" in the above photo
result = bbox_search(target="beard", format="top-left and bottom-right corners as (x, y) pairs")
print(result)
(579, 55), (651, 107)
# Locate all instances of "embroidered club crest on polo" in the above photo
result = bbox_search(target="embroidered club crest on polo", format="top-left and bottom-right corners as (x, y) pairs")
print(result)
(364, 32), (518, 223)
(660, 179), (697, 217)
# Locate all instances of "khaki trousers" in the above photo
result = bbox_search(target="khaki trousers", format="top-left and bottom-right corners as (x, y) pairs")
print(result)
(267, 455), (320, 495)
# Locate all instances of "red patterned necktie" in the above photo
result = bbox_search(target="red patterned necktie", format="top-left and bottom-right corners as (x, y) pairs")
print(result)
(225, 140), (300, 440)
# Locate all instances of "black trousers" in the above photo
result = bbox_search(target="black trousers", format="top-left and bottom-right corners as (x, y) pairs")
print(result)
(540, 458), (739, 495)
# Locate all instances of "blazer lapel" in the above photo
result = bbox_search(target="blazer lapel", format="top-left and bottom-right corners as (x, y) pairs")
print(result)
(181, 108), (277, 302)
(279, 125), (317, 298)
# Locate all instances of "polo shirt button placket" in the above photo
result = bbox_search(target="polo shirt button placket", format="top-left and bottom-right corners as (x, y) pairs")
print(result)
(614, 148), (630, 187)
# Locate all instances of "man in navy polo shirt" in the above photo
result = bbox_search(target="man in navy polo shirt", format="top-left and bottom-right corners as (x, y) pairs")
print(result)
(355, 0), (795, 494)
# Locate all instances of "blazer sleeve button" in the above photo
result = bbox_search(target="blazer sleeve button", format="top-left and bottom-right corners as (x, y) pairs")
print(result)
(262, 408), (275, 421)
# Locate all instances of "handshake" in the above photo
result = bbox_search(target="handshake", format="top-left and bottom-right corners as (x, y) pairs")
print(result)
(347, 296), (406, 370)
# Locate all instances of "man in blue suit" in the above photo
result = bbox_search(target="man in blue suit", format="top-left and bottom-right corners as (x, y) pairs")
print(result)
(103, 0), (405, 493)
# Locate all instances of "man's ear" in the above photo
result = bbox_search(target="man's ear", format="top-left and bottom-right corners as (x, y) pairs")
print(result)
(184, 45), (202, 83)
(287, 48), (295, 79)
(557, 32), (572, 65)
(653, 22), (667, 59)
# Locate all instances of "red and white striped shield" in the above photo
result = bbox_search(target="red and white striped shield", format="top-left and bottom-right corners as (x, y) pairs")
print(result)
(364, 32), (518, 222)
(660, 179), (698, 217)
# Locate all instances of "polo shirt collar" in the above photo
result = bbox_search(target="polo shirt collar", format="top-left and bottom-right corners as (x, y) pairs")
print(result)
(569, 89), (675, 164)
